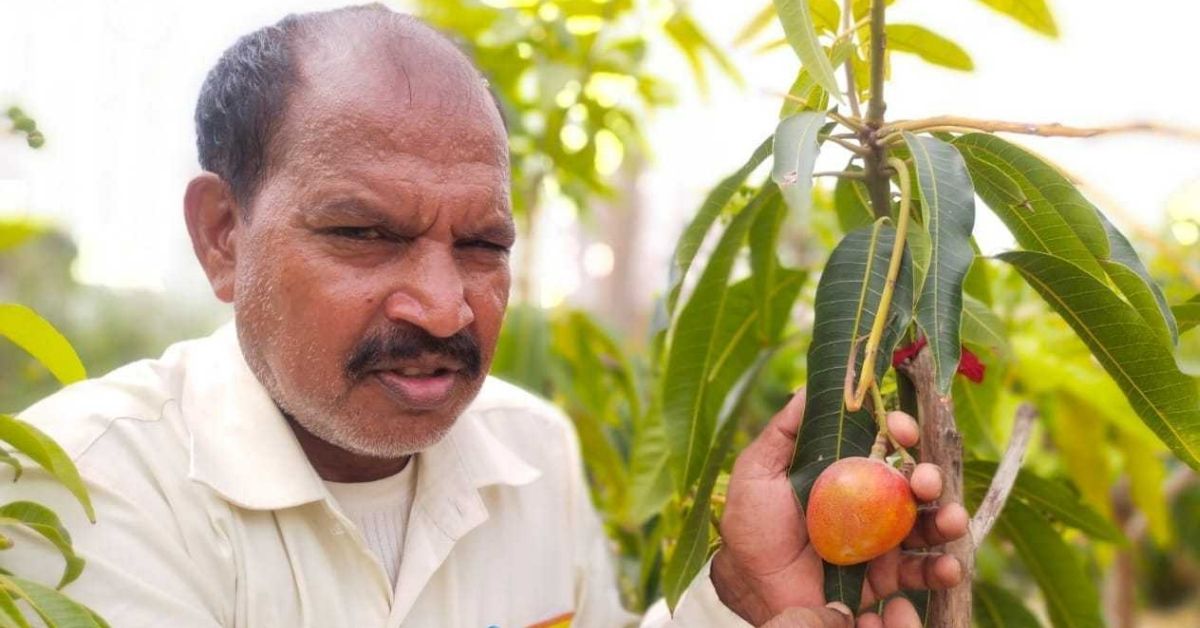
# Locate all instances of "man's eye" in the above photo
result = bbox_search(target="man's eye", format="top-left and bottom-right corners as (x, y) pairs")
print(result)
(329, 227), (384, 241)
(463, 240), (510, 253)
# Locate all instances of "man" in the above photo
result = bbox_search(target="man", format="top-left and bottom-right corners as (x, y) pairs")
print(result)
(4, 5), (965, 626)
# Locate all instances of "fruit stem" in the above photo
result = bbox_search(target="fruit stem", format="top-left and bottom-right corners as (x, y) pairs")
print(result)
(844, 156), (912, 411)
(869, 383), (914, 465)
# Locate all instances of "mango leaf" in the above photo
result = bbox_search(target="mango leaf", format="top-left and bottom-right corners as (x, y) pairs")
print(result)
(885, 24), (974, 71)
(626, 407), (673, 525)
(790, 222), (914, 610)
(0, 501), (85, 589)
(771, 112), (826, 217)
(772, 0), (843, 101)
(0, 415), (95, 521)
(961, 294), (1010, 359)
(0, 218), (50, 252)
(0, 588), (29, 628)
(810, 0), (840, 33)
(1117, 430), (1172, 546)
(663, 12), (744, 94)
(973, 581), (1043, 628)
(663, 188), (803, 492)
(904, 133), (976, 393)
(995, 500), (1104, 628)
(665, 137), (773, 316)
(975, 0), (1059, 37)
(749, 186), (794, 340)
(2, 576), (105, 628)
(1095, 211), (1177, 347)
(663, 350), (774, 611)
(0, 448), (21, 480)
(906, 221), (932, 299)
(1175, 294), (1200, 335)
(780, 40), (854, 117)
(833, 164), (874, 233)
(964, 251), (994, 306)
(952, 369), (1001, 458)
(734, 3), (778, 47)
(965, 461), (1123, 542)
(0, 305), (86, 385)
(998, 250), (1200, 470)
(952, 133), (1108, 280)
(1048, 396), (1113, 523)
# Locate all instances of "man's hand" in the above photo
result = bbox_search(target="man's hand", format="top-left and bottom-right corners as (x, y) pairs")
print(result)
(711, 390), (968, 626)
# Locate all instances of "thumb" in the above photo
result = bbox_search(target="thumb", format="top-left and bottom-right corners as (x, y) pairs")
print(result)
(736, 389), (806, 478)
(760, 603), (853, 628)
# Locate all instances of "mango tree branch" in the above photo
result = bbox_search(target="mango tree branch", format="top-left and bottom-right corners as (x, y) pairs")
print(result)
(900, 349), (971, 628)
(968, 403), (1037, 546)
(879, 116), (1200, 142)
(842, 0), (861, 118)
(861, 0), (891, 218)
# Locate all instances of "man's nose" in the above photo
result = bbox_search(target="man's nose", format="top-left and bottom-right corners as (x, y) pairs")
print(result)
(382, 246), (474, 338)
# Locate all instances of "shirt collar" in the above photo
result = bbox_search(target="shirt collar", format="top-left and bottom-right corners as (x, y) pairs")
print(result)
(182, 322), (541, 511)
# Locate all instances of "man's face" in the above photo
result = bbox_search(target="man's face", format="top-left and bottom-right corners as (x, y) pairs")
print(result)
(231, 41), (513, 458)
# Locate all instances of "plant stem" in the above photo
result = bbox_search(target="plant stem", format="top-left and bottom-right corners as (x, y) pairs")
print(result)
(968, 404), (1037, 545)
(845, 157), (911, 411)
(879, 115), (1200, 142)
(823, 136), (871, 156)
(861, 0), (891, 219)
(813, 170), (865, 179)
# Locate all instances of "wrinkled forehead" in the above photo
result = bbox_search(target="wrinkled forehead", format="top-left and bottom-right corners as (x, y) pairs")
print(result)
(272, 25), (508, 176)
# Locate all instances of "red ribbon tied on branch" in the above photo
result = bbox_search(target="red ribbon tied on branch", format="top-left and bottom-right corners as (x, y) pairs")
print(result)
(891, 337), (985, 383)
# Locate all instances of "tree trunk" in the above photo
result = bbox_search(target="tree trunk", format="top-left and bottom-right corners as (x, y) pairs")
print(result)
(908, 349), (972, 627)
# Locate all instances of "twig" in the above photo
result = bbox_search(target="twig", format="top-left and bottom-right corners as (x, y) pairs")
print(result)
(879, 115), (1200, 142)
(827, 110), (865, 132)
(813, 170), (865, 179)
(823, 136), (871, 156)
(969, 403), (1037, 546)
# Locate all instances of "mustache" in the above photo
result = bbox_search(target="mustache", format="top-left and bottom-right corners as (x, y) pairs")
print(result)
(345, 325), (482, 381)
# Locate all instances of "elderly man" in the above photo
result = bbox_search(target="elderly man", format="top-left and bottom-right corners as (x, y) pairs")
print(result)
(5, 5), (966, 627)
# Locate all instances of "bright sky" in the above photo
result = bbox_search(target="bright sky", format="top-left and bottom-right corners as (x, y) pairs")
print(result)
(1, 0), (1198, 309)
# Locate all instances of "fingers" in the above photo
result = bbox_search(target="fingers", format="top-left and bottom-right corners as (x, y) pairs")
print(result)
(760, 603), (853, 628)
(736, 389), (807, 477)
(885, 411), (919, 449)
(856, 597), (922, 628)
(904, 503), (969, 549)
(865, 552), (963, 603)
(909, 463), (942, 503)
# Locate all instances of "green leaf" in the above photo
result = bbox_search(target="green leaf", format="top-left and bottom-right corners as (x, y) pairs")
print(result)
(626, 409), (673, 525)
(0, 305), (86, 385)
(0, 587), (30, 628)
(0, 218), (50, 253)
(1175, 294), (1200, 335)
(975, 0), (1059, 37)
(810, 0), (840, 34)
(2, 576), (104, 628)
(0, 501), (86, 589)
(0, 448), (21, 480)
(998, 250), (1200, 469)
(952, 370), (1001, 458)
(973, 581), (1043, 628)
(663, 350), (774, 611)
(1095, 211), (1177, 347)
(963, 250), (994, 306)
(772, 0), (843, 101)
(961, 294), (1010, 359)
(1117, 430), (1172, 546)
(734, 3), (777, 47)
(906, 221), (932, 299)
(0, 415), (95, 521)
(663, 188), (805, 493)
(1047, 396), (1113, 524)
(904, 133), (976, 393)
(771, 112), (826, 218)
(789, 222), (914, 610)
(952, 134), (1109, 281)
(995, 500), (1104, 628)
(966, 461), (1123, 542)
(885, 25), (974, 71)
(663, 12), (745, 94)
(779, 40), (854, 117)
(665, 137), (773, 316)
(833, 165), (874, 233)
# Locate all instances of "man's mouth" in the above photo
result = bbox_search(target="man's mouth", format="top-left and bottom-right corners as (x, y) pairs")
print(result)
(373, 366), (461, 410)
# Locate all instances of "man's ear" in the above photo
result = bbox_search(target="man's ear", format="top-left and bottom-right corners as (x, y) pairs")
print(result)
(184, 173), (241, 303)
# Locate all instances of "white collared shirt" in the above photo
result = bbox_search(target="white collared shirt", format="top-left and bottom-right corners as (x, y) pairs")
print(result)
(3, 324), (748, 627)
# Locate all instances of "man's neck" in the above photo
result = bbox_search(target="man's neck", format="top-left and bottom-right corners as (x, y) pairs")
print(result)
(285, 416), (411, 482)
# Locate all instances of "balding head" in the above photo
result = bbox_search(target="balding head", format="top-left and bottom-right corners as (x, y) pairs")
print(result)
(194, 4), (505, 210)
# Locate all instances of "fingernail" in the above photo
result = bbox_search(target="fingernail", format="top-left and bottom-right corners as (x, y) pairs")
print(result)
(826, 601), (852, 616)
